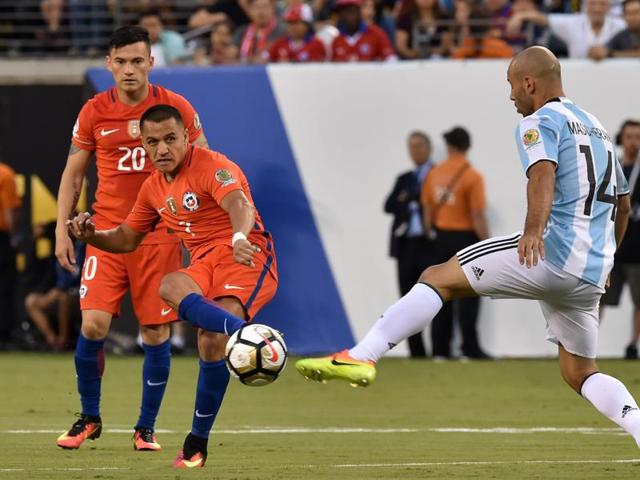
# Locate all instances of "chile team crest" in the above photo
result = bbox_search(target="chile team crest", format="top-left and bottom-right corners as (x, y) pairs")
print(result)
(183, 191), (200, 212)
(128, 120), (140, 138)
(166, 196), (178, 215)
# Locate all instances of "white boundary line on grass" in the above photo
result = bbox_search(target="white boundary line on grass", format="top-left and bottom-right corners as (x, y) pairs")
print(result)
(318, 458), (640, 468)
(0, 467), (129, 472)
(2, 426), (624, 435)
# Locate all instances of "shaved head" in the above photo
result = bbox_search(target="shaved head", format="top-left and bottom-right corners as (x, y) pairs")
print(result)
(509, 46), (562, 83)
(507, 46), (565, 117)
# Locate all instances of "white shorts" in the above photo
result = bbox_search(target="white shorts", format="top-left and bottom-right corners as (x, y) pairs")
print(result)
(457, 232), (604, 359)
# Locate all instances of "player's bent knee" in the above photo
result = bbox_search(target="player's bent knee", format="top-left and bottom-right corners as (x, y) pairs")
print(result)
(141, 324), (170, 345)
(419, 265), (440, 285)
(80, 309), (112, 339)
(159, 272), (201, 307)
(198, 330), (227, 361)
(24, 293), (38, 310)
(216, 296), (248, 321)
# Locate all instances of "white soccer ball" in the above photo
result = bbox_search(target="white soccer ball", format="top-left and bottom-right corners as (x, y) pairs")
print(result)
(224, 324), (287, 386)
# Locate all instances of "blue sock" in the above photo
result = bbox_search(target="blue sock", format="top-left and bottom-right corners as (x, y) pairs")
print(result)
(179, 293), (245, 335)
(74, 333), (105, 417)
(191, 359), (230, 439)
(135, 340), (171, 430)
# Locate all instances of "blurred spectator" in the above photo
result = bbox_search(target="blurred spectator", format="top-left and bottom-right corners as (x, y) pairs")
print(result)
(384, 131), (435, 357)
(234, 0), (286, 63)
(25, 236), (84, 351)
(510, 0), (547, 50)
(506, 0), (626, 58)
(545, 0), (583, 13)
(361, 0), (397, 41)
(600, 120), (640, 359)
(483, 0), (513, 38)
(395, 0), (453, 59)
(36, 0), (68, 53)
(0, 161), (21, 346)
(331, 0), (396, 61)
(188, 0), (250, 31)
(451, 0), (514, 58)
(68, 0), (111, 56)
(269, 4), (327, 62)
(421, 127), (490, 359)
(139, 9), (186, 65)
(193, 19), (240, 64)
(602, 0), (640, 58)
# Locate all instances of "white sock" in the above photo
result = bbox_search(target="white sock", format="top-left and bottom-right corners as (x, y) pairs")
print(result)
(581, 372), (640, 447)
(349, 283), (443, 362)
(171, 335), (185, 349)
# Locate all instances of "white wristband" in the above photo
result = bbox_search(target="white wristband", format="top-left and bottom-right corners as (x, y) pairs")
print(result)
(232, 232), (247, 246)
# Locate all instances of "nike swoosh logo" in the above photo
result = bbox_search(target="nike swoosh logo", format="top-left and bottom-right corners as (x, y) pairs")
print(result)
(158, 207), (166, 213)
(100, 128), (119, 136)
(331, 359), (360, 367)
(195, 410), (214, 418)
(161, 307), (173, 316)
(259, 334), (279, 363)
(224, 284), (245, 290)
(147, 380), (167, 386)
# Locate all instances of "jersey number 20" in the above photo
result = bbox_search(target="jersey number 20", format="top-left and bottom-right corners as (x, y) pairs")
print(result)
(118, 147), (146, 172)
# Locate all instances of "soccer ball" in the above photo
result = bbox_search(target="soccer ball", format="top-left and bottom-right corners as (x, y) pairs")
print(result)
(224, 324), (287, 386)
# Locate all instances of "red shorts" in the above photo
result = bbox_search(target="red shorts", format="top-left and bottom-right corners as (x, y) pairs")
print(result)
(180, 244), (278, 319)
(79, 243), (182, 325)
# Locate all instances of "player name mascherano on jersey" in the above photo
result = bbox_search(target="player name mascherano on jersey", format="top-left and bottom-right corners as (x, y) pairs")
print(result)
(516, 97), (629, 289)
(566, 121), (613, 142)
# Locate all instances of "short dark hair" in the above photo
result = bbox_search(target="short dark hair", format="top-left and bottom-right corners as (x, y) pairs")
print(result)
(108, 26), (151, 52)
(623, 0), (640, 11)
(138, 8), (163, 24)
(443, 126), (471, 151)
(140, 105), (184, 130)
(409, 130), (431, 146)
(616, 118), (640, 145)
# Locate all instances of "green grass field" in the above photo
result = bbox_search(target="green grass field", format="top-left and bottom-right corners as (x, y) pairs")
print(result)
(2, 353), (640, 479)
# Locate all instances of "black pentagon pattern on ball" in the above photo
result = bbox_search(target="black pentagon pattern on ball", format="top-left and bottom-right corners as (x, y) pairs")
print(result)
(225, 325), (288, 386)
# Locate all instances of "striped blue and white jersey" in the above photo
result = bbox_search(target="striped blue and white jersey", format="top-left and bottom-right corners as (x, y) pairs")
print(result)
(515, 97), (629, 289)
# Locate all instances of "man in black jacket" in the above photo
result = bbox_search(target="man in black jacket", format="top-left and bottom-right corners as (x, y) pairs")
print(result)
(601, 119), (640, 358)
(384, 131), (434, 357)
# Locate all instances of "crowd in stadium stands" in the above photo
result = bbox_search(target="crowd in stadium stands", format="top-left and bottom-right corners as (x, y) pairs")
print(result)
(0, 0), (639, 61)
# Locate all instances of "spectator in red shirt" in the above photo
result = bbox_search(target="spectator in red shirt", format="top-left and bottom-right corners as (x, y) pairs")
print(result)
(331, 0), (397, 61)
(234, 0), (286, 63)
(269, 3), (327, 62)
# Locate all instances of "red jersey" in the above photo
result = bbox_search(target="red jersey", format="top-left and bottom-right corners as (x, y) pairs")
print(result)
(124, 145), (273, 263)
(269, 35), (327, 62)
(331, 23), (395, 62)
(71, 84), (202, 242)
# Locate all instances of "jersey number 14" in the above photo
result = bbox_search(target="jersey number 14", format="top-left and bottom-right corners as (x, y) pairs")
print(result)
(580, 145), (617, 221)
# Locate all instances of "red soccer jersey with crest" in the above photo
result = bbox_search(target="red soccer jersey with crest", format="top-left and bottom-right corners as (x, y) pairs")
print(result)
(124, 145), (273, 263)
(331, 24), (395, 62)
(71, 84), (202, 242)
(268, 35), (327, 62)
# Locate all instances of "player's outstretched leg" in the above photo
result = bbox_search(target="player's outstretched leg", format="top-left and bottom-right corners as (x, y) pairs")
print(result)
(160, 272), (246, 335)
(296, 257), (476, 387)
(560, 346), (640, 447)
(57, 311), (110, 449)
(132, 325), (171, 451)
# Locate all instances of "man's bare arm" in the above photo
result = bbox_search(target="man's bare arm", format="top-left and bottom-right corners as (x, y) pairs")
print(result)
(67, 212), (145, 253)
(470, 209), (490, 241)
(55, 144), (92, 271)
(615, 194), (631, 248)
(194, 132), (209, 149)
(220, 189), (260, 267)
(518, 161), (556, 268)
